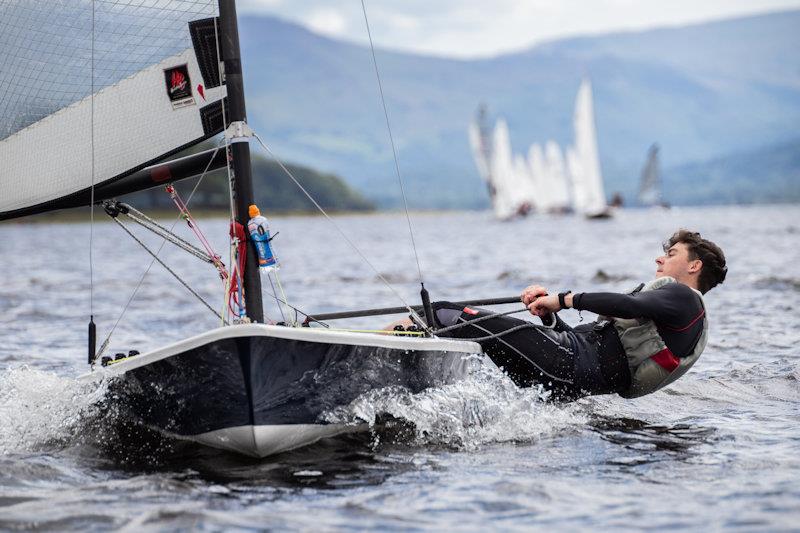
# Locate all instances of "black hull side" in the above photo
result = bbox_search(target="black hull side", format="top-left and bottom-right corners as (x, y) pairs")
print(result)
(112, 335), (471, 437)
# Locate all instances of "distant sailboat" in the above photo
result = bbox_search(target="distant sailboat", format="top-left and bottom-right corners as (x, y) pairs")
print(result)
(468, 104), (495, 203)
(469, 80), (611, 219)
(543, 141), (571, 213)
(527, 143), (549, 211)
(469, 108), (534, 220)
(513, 153), (536, 215)
(638, 143), (669, 208)
(567, 79), (612, 219)
(489, 119), (524, 219)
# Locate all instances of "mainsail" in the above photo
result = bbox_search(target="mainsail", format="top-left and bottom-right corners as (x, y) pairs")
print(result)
(0, 0), (228, 220)
(527, 143), (548, 211)
(468, 105), (495, 202)
(489, 119), (519, 219)
(544, 141), (571, 212)
(488, 119), (537, 219)
(568, 79), (609, 217)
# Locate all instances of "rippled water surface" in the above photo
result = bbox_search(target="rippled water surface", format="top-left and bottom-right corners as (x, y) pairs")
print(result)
(1, 205), (799, 530)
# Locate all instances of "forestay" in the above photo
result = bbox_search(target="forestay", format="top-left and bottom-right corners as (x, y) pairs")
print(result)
(0, 0), (227, 220)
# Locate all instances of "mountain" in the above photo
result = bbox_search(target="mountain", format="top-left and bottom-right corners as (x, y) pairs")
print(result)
(238, 10), (800, 207)
(663, 138), (800, 205)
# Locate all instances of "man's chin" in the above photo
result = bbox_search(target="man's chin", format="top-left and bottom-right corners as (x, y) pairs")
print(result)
(655, 271), (664, 278)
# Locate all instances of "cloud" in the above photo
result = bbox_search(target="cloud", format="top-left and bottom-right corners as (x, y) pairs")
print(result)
(306, 8), (348, 37)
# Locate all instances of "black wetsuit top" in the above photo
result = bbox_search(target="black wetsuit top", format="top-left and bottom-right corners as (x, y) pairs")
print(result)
(434, 282), (705, 401)
(572, 282), (705, 359)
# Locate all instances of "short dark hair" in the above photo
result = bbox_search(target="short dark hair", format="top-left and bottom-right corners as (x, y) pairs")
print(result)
(664, 229), (727, 294)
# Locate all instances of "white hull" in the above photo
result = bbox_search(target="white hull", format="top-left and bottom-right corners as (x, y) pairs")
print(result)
(191, 423), (366, 457)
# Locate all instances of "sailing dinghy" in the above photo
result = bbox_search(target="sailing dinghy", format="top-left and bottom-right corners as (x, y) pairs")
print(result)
(0, 0), (482, 457)
(638, 143), (669, 208)
(567, 79), (612, 219)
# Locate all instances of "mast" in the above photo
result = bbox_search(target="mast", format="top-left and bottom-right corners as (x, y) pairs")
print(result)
(218, 0), (264, 323)
(476, 104), (493, 186)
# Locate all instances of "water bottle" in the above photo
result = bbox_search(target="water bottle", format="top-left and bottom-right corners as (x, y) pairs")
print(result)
(247, 204), (278, 271)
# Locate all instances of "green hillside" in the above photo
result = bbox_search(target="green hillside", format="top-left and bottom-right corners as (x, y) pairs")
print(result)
(129, 153), (375, 213)
(664, 139), (800, 205)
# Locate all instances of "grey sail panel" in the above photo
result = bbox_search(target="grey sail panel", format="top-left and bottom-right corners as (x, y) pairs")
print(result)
(0, 1), (226, 220)
(638, 144), (662, 206)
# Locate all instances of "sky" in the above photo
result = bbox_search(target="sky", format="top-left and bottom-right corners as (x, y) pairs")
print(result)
(238, 0), (800, 58)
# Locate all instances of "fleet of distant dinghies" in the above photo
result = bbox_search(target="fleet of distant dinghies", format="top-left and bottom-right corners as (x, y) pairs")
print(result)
(469, 78), (612, 220)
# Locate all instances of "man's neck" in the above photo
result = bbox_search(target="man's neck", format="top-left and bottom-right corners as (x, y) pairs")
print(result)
(675, 276), (700, 292)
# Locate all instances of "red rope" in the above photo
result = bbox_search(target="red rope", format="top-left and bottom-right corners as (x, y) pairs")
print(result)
(166, 185), (228, 281)
(228, 221), (247, 316)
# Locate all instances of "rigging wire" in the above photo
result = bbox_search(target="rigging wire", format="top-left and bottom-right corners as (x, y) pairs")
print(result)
(117, 203), (219, 264)
(109, 215), (227, 324)
(89, 0), (95, 322)
(96, 140), (226, 357)
(253, 134), (428, 331)
(359, 0), (425, 287)
(272, 272), (293, 324)
(266, 273), (287, 324)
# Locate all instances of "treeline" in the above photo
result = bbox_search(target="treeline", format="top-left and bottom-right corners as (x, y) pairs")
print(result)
(128, 153), (375, 213)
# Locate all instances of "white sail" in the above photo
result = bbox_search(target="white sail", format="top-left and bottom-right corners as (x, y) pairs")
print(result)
(544, 141), (571, 212)
(527, 143), (548, 211)
(565, 146), (587, 213)
(0, 1), (224, 220)
(468, 121), (491, 183)
(569, 79), (609, 217)
(490, 119), (521, 219)
(513, 153), (537, 211)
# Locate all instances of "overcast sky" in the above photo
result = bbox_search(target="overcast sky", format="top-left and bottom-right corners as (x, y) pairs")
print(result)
(238, 0), (800, 58)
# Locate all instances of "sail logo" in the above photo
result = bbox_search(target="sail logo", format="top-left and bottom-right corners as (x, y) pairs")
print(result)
(170, 70), (187, 94)
(164, 64), (196, 109)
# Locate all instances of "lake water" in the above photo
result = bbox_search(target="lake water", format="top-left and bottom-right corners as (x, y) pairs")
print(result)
(1, 204), (798, 530)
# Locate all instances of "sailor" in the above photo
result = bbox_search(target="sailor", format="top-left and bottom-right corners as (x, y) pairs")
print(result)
(429, 229), (727, 401)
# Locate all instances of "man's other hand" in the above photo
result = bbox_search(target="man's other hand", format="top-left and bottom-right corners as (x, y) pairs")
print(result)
(527, 294), (561, 317)
(521, 285), (548, 306)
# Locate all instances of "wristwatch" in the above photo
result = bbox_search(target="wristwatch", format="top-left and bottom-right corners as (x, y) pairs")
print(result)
(558, 290), (572, 310)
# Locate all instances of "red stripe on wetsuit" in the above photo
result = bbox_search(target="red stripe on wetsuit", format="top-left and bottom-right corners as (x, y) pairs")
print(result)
(651, 348), (680, 372)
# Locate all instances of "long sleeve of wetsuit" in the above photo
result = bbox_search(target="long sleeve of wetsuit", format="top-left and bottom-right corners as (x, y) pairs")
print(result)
(571, 283), (700, 327)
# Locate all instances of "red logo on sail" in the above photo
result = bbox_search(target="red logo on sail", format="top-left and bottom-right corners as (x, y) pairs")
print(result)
(163, 64), (195, 108)
(170, 70), (187, 94)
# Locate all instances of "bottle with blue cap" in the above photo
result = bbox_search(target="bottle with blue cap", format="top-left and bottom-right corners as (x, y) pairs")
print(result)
(247, 204), (278, 271)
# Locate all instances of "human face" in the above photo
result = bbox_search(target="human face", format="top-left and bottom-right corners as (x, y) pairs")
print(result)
(655, 242), (700, 281)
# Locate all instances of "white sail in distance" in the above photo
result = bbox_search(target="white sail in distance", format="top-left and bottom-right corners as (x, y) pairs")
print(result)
(568, 79), (609, 217)
(468, 121), (491, 183)
(513, 153), (537, 212)
(527, 143), (548, 212)
(544, 141), (571, 212)
(489, 119), (521, 219)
